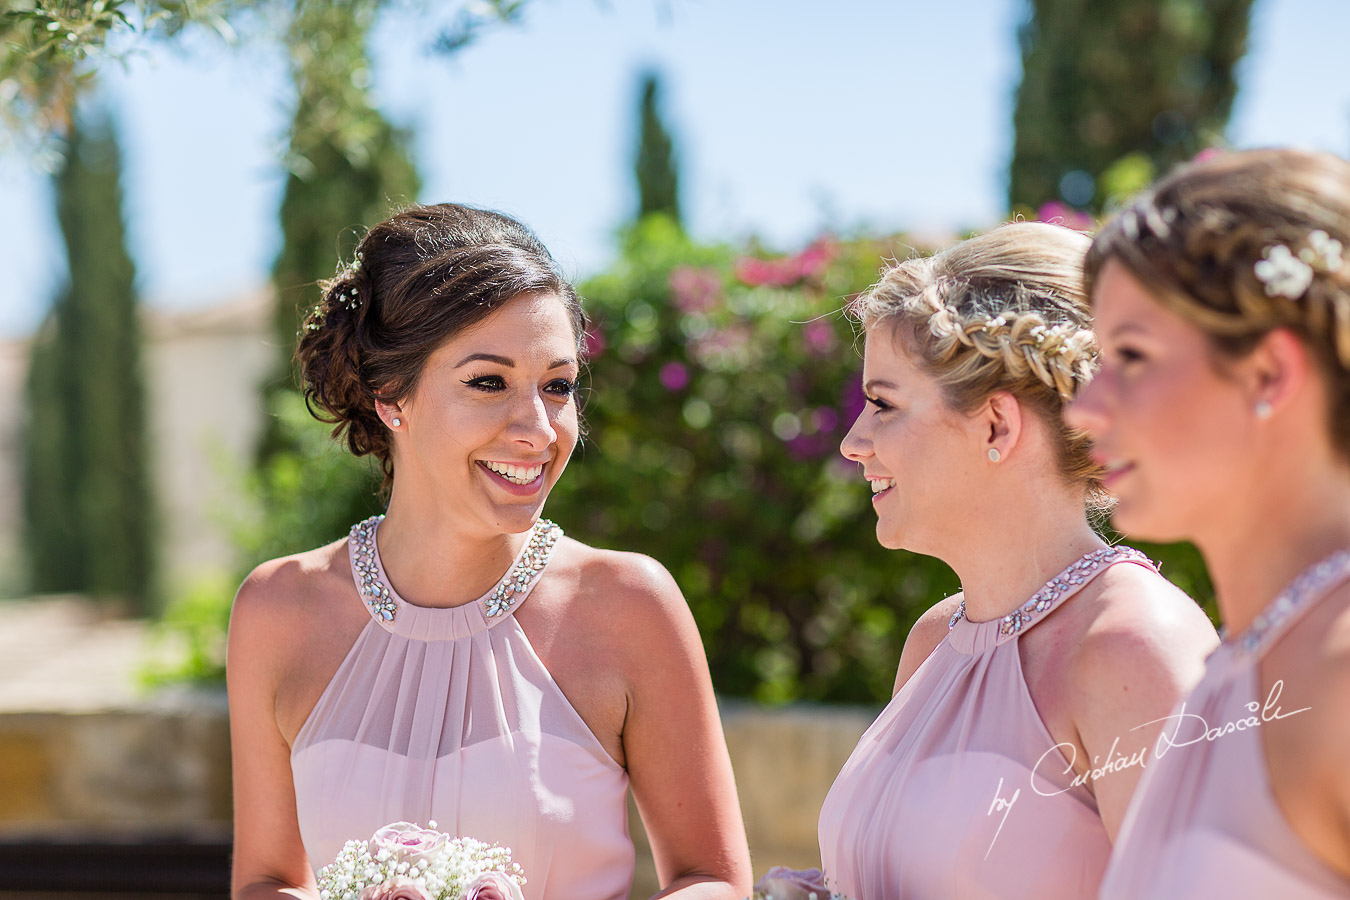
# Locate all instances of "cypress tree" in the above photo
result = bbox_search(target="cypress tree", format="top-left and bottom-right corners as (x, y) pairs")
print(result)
(258, 1), (420, 462)
(634, 71), (682, 226)
(1009, 0), (1254, 213)
(23, 111), (153, 610)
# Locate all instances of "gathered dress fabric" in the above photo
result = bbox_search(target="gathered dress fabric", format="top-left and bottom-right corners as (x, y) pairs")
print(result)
(1100, 550), (1350, 899)
(290, 517), (634, 900)
(818, 547), (1155, 900)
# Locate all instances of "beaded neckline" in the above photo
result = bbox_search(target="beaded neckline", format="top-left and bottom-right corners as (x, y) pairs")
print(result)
(1228, 548), (1350, 659)
(348, 515), (563, 623)
(948, 545), (1152, 636)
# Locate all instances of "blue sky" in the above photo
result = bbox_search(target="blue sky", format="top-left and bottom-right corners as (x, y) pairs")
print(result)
(1, 0), (1348, 338)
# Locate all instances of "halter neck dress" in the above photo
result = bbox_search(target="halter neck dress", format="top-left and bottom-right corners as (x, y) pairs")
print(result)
(818, 546), (1155, 900)
(289, 517), (634, 900)
(1100, 549), (1350, 899)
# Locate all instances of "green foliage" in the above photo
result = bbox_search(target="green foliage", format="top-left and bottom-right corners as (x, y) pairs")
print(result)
(633, 70), (681, 226)
(547, 217), (959, 704)
(1009, 0), (1254, 214)
(142, 391), (383, 685)
(0, 0), (234, 147)
(22, 110), (154, 611)
(256, 1), (420, 464)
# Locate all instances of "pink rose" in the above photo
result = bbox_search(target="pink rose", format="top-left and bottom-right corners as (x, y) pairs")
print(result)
(358, 876), (432, 900)
(753, 866), (832, 899)
(370, 822), (447, 863)
(461, 870), (525, 900)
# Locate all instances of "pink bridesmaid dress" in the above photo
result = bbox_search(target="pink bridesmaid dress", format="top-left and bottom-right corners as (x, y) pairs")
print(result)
(1100, 550), (1350, 899)
(818, 546), (1155, 899)
(289, 517), (634, 900)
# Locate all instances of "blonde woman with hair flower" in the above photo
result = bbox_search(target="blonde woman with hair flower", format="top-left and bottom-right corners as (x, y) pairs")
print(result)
(1071, 148), (1350, 897)
(816, 222), (1217, 899)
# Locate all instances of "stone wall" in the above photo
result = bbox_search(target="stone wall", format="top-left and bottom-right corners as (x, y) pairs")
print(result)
(0, 683), (875, 894)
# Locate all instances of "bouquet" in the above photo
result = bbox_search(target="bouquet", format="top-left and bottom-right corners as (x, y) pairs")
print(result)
(751, 866), (851, 900)
(316, 821), (526, 900)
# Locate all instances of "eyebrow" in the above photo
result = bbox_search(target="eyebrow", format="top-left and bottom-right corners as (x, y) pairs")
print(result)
(863, 379), (897, 393)
(1106, 322), (1150, 339)
(453, 352), (577, 370)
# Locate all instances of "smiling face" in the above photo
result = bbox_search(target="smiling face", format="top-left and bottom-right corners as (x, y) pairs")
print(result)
(1066, 260), (1256, 542)
(387, 291), (581, 536)
(840, 325), (984, 552)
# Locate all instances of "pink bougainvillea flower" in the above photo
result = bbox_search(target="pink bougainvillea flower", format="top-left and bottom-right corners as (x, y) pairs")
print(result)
(659, 361), (690, 391)
(802, 319), (837, 356)
(1036, 201), (1094, 231)
(1192, 147), (1224, 163)
(358, 876), (433, 900)
(669, 265), (723, 313)
(582, 324), (606, 358)
(461, 870), (525, 900)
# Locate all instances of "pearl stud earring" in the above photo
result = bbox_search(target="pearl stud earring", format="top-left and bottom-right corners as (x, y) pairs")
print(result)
(1254, 400), (1272, 420)
(988, 448), (1001, 463)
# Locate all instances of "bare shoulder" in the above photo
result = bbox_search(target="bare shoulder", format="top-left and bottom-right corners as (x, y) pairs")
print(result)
(553, 539), (691, 623)
(894, 593), (963, 695)
(229, 540), (353, 669)
(1070, 559), (1219, 698)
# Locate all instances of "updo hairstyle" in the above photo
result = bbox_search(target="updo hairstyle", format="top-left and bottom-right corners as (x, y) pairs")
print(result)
(851, 222), (1105, 505)
(1086, 148), (1350, 458)
(295, 203), (586, 490)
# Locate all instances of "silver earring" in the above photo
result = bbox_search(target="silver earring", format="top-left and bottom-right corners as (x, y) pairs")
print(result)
(391, 417), (402, 427)
(988, 448), (1001, 463)
(1254, 400), (1272, 420)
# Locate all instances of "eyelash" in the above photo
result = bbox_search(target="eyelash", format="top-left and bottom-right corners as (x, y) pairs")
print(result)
(461, 374), (577, 397)
(865, 395), (892, 411)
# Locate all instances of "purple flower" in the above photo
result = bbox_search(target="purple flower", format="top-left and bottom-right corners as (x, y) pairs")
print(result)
(659, 361), (690, 391)
(753, 866), (832, 899)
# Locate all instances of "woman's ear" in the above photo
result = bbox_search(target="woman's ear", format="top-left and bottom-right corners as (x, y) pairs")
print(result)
(375, 398), (405, 430)
(1245, 326), (1312, 419)
(981, 390), (1023, 463)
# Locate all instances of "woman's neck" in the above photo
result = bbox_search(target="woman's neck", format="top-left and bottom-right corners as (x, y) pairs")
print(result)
(943, 482), (1107, 624)
(370, 490), (532, 609)
(1198, 462), (1350, 637)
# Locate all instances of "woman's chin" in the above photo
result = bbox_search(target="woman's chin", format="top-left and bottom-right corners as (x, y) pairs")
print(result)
(1109, 500), (1188, 545)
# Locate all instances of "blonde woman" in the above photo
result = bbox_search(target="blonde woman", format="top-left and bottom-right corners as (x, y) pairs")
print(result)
(1070, 148), (1350, 897)
(816, 222), (1217, 899)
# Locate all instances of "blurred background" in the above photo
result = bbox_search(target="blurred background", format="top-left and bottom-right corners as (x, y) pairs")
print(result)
(0, 0), (1347, 896)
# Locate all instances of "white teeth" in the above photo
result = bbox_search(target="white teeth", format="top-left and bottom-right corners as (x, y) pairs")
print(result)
(870, 478), (895, 494)
(483, 461), (544, 485)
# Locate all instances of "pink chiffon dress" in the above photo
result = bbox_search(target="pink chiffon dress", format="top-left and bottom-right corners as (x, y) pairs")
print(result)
(818, 546), (1156, 900)
(1100, 549), (1350, 899)
(289, 516), (634, 900)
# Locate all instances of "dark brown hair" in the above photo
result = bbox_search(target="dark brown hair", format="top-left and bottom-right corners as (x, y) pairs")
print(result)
(296, 203), (586, 491)
(1087, 148), (1350, 458)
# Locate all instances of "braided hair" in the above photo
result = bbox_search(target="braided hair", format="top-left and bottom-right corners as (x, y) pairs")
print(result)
(851, 221), (1106, 507)
(1087, 148), (1350, 457)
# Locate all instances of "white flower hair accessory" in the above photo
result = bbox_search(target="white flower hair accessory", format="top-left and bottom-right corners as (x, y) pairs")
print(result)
(1255, 230), (1344, 300)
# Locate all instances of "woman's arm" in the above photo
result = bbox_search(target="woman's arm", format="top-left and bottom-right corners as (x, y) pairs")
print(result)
(227, 562), (321, 900)
(604, 554), (753, 899)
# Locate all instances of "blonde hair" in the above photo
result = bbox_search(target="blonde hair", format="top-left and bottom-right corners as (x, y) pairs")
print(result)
(852, 221), (1106, 504)
(1087, 148), (1350, 455)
